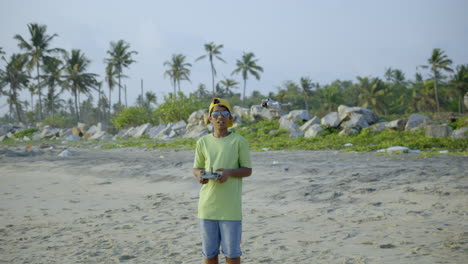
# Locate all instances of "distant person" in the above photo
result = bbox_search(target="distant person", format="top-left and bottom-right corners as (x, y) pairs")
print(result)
(193, 98), (252, 264)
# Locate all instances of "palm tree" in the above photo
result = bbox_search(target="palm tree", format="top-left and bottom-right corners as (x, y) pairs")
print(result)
(14, 23), (63, 120)
(163, 54), (191, 97)
(232, 52), (263, 106)
(41, 56), (63, 117)
(137, 91), (157, 109)
(356, 76), (386, 115)
(300, 77), (316, 112)
(105, 40), (137, 106)
(450, 65), (468, 113)
(62, 49), (98, 121)
(105, 62), (117, 115)
(219, 78), (239, 97)
(195, 42), (226, 96)
(0, 54), (30, 123)
(43, 87), (65, 117)
(421, 48), (453, 112)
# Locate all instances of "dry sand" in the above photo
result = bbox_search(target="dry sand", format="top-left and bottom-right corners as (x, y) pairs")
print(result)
(0, 145), (467, 264)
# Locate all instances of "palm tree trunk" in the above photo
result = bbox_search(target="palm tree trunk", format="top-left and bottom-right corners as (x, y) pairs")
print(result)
(433, 76), (440, 113)
(211, 62), (215, 97)
(36, 62), (43, 120)
(118, 74), (122, 106)
(124, 84), (127, 108)
(74, 89), (80, 121)
(12, 86), (23, 123)
(242, 79), (247, 106)
(108, 87), (112, 117)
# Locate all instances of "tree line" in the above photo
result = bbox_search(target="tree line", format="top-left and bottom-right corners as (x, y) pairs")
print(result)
(1, 23), (467, 129)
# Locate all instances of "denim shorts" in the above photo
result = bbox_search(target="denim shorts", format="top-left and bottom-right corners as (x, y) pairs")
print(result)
(199, 219), (242, 258)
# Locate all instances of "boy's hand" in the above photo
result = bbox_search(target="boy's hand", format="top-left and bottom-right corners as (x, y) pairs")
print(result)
(197, 170), (209, 184)
(216, 168), (230, 183)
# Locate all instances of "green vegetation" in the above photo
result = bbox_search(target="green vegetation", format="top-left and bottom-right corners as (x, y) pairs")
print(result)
(43, 115), (74, 128)
(14, 128), (39, 138)
(111, 106), (157, 129)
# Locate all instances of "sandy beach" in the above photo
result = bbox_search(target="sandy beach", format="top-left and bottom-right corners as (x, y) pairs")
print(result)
(0, 145), (467, 263)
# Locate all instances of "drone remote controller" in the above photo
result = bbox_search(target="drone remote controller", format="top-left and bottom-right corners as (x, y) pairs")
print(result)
(200, 168), (221, 180)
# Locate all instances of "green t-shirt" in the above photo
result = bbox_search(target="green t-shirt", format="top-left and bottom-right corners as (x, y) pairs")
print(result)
(193, 133), (252, 221)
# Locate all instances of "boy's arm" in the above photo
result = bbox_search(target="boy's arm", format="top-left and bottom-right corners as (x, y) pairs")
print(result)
(215, 167), (252, 183)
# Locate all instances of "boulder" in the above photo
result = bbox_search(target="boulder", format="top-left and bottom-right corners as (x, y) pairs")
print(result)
(300, 116), (321, 131)
(183, 125), (210, 138)
(338, 105), (378, 126)
(279, 116), (303, 138)
(71, 127), (82, 136)
(233, 106), (250, 121)
(60, 129), (73, 138)
(369, 122), (388, 132)
(188, 109), (208, 126)
(132, 123), (152, 138)
(425, 124), (453, 138)
(77, 123), (88, 134)
(145, 124), (167, 139)
(64, 134), (81, 141)
(89, 131), (113, 140)
(321, 112), (340, 128)
(386, 119), (407, 131)
(452, 127), (468, 139)
(0, 135), (6, 142)
(287, 110), (310, 121)
(0, 124), (13, 136)
(340, 113), (369, 129)
(250, 105), (282, 121)
(339, 127), (359, 136)
(304, 124), (324, 138)
(405, 114), (430, 131)
(40, 126), (61, 139)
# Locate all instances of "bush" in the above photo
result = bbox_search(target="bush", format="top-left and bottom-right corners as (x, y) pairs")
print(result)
(111, 106), (157, 129)
(154, 92), (205, 123)
(43, 115), (74, 128)
(14, 128), (39, 138)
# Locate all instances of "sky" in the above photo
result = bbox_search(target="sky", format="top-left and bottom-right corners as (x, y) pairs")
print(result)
(1, 0), (467, 115)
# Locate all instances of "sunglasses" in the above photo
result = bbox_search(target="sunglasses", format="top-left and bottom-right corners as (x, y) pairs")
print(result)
(211, 110), (230, 118)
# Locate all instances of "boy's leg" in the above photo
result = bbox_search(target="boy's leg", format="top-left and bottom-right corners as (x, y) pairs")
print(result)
(225, 257), (241, 264)
(199, 219), (221, 262)
(219, 220), (242, 259)
(204, 255), (219, 264)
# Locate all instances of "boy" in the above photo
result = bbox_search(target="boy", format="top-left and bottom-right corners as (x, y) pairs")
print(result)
(193, 98), (252, 264)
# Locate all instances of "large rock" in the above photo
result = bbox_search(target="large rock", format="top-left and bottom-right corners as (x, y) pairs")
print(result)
(369, 122), (388, 132)
(425, 124), (453, 138)
(0, 124), (13, 136)
(405, 114), (430, 131)
(250, 105), (282, 121)
(339, 127), (359, 137)
(321, 112), (340, 128)
(340, 113), (369, 129)
(386, 119), (407, 131)
(183, 125), (210, 138)
(145, 124), (166, 139)
(304, 124), (324, 138)
(89, 131), (113, 140)
(279, 116), (303, 138)
(233, 106), (250, 121)
(188, 109), (208, 126)
(452, 127), (468, 139)
(287, 110), (310, 122)
(132, 123), (152, 138)
(300, 116), (321, 131)
(40, 126), (61, 139)
(77, 123), (88, 134)
(338, 105), (378, 126)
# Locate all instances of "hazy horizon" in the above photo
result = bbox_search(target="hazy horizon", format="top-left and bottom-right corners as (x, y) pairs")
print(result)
(1, 0), (467, 115)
